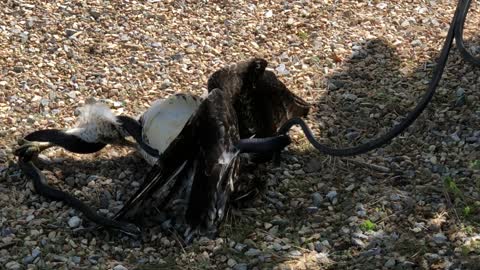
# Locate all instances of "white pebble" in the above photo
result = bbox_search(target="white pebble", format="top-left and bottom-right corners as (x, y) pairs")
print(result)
(68, 216), (82, 228)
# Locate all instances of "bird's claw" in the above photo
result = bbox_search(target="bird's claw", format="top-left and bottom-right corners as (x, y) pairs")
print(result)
(14, 140), (50, 160)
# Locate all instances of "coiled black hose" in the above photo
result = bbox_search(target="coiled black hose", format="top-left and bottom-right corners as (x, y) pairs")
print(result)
(277, 0), (478, 157)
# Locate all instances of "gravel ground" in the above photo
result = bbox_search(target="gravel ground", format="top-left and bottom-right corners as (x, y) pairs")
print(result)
(1, 1), (480, 269)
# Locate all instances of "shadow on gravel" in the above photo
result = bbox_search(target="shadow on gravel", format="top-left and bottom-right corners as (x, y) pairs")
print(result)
(4, 38), (479, 269)
(265, 38), (480, 269)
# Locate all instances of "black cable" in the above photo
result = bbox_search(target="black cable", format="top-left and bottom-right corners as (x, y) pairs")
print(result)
(18, 158), (141, 236)
(277, 0), (478, 157)
(455, 0), (480, 66)
(235, 135), (291, 153)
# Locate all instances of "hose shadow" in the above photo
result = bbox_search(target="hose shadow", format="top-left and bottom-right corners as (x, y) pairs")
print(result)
(265, 37), (480, 269)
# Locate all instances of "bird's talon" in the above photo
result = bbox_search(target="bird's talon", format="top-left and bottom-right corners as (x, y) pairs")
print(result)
(14, 141), (44, 159)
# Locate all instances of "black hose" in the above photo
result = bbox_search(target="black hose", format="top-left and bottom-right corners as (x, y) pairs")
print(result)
(18, 158), (141, 236)
(455, 0), (480, 66)
(235, 135), (291, 153)
(277, 0), (478, 157)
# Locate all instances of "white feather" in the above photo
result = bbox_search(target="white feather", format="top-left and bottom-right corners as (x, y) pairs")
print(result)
(141, 94), (201, 155)
(66, 103), (120, 143)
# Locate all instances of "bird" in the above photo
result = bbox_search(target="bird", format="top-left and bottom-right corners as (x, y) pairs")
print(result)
(15, 58), (310, 241)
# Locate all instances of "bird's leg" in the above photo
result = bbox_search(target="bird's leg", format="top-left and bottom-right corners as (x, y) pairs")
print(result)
(15, 139), (54, 160)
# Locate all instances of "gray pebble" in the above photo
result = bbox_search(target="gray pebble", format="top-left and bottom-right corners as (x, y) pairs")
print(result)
(306, 206), (319, 214)
(346, 131), (360, 141)
(305, 159), (322, 173)
(352, 232), (368, 239)
(5, 261), (21, 270)
(245, 248), (261, 256)
(272, 243), (282, 251)
(342, 93), (358, 101)
(352, 238), (366, 248)
(311, 192), (323, 207)
(234, 243), (247, 252)
(52, 255), (68, 262)
(113, 265), (128, 270)
(31, 248), (41, 259)
(384, 258), (396, 268)
(68, 216), (81, 228)
(88, 255), (100, 265)
(270, 218), (288, 226)
(65, 29), (77, 37)
(326, 191), (337, 202)
(289, 250), (302, 257)
(466, 136), (478, 143)
(71, 256), (81, 264)
(361, 247), (382, 257)
(22, 255), (35, 265)
(455, 88), (466, 107)
(227, 258), (237, 267)
(433, 233), (447, 244)
(13, 66), (24, 73)
(233, 263), (248, 270)
(357, 210), (367, 217)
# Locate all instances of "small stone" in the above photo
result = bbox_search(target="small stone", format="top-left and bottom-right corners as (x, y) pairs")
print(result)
(65, 176), (76, 187)
(71, 256), (81, 264)
(357, 210), (367, 217)
(411, 39), (422, 46)
(68, 216), (81, 228)
(275, 64), (289, 75)
(234, 243), (247, 252)
(160, 79), (172, 89)
(113, 265), (128, 270)
(23, 255), (35, 264)
(342, 93), (357, 101)
(384, 258), (396, 268)
(466, 137), (478, 143)
(264, 10), (273, 18)
(13, 66), (24, 73)
(52, 255), (68, 262)
(227, 258), (237, 267)
(433, 233), (447, 244)
(289, 250), (302, 257)
(32, 248), (41, 259)
(113, 101), (123, 108)
(326, 191), (337, 202)
(233, 263), (248, 270)
(66, 91), (76, 99)
(27, 115), (36, 124)
(89, 9), (101, 20)
(306, 206), (319, 214)
(346, 131), (360, 141)
(390, 194), (401, 201)
(272, 243), (282, 251)
(311, 192), (323, 207)
(40, 98), (50, 107)
(376, 2), (387, 9)
(455, 88), (466, 107)
(65, 29), (77, 37)
(450, 132), (461, 142)
(26, 214), (35, 222)
(245, 248), (261, 256)
(305, 159), (322, 173)
(5, 261), (21, 270)
(88, 255), (100, 265)
(352, 238), (366, 248)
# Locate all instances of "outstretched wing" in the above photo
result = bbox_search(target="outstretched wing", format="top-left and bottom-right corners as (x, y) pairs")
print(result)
(114, 89), (241, 239)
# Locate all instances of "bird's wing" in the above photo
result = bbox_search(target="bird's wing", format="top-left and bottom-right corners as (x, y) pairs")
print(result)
(114, 89), (241, 236)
